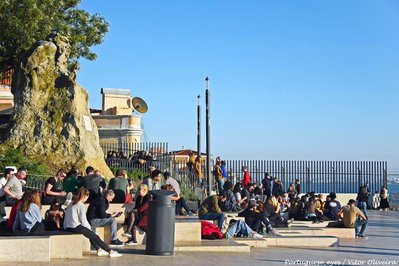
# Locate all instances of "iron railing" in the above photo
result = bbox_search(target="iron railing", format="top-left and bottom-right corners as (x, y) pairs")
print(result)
(224, 160), (387, 194)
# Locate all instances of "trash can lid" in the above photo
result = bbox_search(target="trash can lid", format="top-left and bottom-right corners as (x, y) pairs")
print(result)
(149, 190), (176, 205)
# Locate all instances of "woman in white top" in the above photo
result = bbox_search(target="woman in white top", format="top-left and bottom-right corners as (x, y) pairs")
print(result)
(63, 187), (122, 258)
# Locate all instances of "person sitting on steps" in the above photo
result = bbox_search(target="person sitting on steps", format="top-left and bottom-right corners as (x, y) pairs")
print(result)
(123, 184), (151, 245)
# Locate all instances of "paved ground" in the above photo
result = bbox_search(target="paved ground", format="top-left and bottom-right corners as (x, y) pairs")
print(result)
(2, 210), (398, 266)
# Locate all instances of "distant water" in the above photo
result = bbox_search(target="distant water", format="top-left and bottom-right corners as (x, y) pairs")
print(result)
(388, 183), (399, 194)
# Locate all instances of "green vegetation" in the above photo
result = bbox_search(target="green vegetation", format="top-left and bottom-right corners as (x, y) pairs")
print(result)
(0, 0), (109, 72)
(109, 166), (147, 182)
(180, 186), (201, 201)
(0, 148), (51, 178)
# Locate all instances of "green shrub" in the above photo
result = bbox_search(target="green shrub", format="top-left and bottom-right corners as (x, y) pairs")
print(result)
(128, 168), (147, 181)
(0, 148), (50, 177)
(180, 186), (201, 201)
(108, 166), (147, 182)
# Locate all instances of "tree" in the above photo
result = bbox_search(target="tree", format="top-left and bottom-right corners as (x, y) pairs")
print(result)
(0, 0), (109, 72)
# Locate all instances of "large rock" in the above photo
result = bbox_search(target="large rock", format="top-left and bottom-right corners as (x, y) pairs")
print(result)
(0, 33), (113, 177)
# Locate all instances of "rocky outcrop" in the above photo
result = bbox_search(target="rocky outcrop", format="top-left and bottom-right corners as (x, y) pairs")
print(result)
(0, 33), (112, 177)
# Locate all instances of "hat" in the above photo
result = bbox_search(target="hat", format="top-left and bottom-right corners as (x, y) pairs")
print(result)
(248, 199), (258, 207)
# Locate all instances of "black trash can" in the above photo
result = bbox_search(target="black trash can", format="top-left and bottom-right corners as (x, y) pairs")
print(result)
(145, 190), (176, 256)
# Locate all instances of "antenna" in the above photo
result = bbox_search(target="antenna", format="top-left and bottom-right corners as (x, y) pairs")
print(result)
(131, 97), (148, 113)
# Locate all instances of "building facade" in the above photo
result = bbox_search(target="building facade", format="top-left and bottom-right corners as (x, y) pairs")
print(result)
(91, 88), (144, 144)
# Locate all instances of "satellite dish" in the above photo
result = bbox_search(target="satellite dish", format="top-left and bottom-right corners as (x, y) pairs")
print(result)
(131, 97), (148, 113)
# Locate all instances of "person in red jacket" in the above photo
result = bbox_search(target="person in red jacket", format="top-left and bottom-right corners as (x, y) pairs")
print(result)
(241, 166), (251, 186)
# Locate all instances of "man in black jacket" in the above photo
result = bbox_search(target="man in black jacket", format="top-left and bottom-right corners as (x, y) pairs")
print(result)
(87, 189), (124, 247)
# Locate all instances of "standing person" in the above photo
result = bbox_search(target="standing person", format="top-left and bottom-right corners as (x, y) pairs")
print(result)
(13, 190), (46, 235)
(356, 185), (369, 219)
(142, 169), (162, 191)
(295, 178), (301, 195)
(213, 161), (223, 193)
(3, 167), (27, 206)
(261, 173), (272, 198)
(221, 161), (228, 180)
(198, 192), (227, 230)
(42, 169), (71, 205)
(187, 152), (196, 172)
(272, 177), (284, 197)
(337, 199), (368, 238)
(241, 166), (251, 187)
(108, 169), (130, 203)
(372, 191), (380, 210)
(194, 155), (203, 184)
(379, 186), (390, 211)
(86, 189), (125, 247)
(63, 187), (122, 257)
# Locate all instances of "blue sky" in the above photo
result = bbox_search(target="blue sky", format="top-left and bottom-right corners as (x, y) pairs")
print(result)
(78, 1), (399, 170)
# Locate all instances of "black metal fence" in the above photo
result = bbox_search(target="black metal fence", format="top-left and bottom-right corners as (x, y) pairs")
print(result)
(225, 160), (388, 194)
(101, 142), (170, 174)
(99, 143), (388, 194)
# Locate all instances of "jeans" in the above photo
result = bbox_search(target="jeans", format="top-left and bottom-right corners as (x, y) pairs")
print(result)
(226, 220), (254, 238)
(217, 179), (224, 193)
(357, 201), (368, 219)
(354, 219), (368, 235)
(175, 198), (191, 215)
(67, 225), (111, 252)
(199, 212), (225, 230)
(250, 215), (271, 232)
(90, 217), (118, 241)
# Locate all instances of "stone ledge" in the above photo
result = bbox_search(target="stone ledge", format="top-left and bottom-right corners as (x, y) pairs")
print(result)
(0, 234), (83, 262)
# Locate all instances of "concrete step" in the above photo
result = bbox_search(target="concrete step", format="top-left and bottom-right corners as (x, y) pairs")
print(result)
(265, 235), (339, 247)
(277, 227), (355, 239)
(174, 240), (250, 253)
(1, 235), (84, 262)
(232, 238), (269, 248)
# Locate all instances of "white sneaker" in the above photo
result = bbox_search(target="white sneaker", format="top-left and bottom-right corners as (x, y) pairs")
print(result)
(97, 249), (109, 257)
(268, 228), (279, 235)
(251, 232), (264, 239)
(122, 231), (132, 238)
(109, 250), (123, 258)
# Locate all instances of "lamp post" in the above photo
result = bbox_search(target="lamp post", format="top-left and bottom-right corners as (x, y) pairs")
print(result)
(197, 95), (201, 158)
(205, 77), (212, 195)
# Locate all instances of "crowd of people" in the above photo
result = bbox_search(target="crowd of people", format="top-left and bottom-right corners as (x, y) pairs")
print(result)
(209, 165), (392, 239)
(0, 162), (393, 257)
(106, 150), (155, 166)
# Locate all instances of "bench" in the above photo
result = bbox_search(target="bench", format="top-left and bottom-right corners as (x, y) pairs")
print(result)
(0, 234), (84, 262)
(93, 219), (202, 246)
